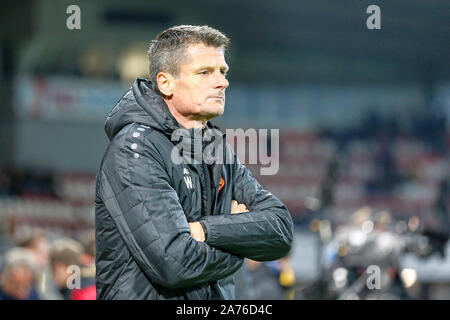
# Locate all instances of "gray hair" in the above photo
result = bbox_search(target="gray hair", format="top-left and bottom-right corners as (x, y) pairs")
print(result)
(1, 248), (36, 276)
(148, 25), (230, 94)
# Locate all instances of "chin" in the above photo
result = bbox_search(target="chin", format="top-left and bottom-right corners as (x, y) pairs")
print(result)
(214, 106), (225, 116)
(202, 103), (225, 118)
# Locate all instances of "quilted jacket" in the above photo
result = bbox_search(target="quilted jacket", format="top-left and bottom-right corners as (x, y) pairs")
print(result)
(94, 79), (294, 299)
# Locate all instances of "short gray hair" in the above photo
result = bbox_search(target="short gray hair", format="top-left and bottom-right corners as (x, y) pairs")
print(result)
(1, 248), (36, 276)
(148, 25), (230, 94)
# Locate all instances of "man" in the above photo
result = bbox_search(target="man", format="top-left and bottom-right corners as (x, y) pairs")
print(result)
(0, 248), (39, 300)
(50, 237), (96, 300)
(95, 25), (294, 300)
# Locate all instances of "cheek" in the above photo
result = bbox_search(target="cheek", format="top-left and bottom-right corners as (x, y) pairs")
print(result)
(184, 88), (207, 111)
(173, 87), (191, 108)
(173, 79), (214, 112)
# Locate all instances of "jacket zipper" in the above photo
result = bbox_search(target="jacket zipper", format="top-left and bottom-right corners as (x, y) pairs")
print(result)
(202, 162), (213, 215)
(212, 191), (219, 215)
(206, 162), (221, 215)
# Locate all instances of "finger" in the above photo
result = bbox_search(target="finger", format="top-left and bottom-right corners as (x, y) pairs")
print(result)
(231, 200), (239, 214)
(238, 205), (249, 212)
(232, 204), (249, 214)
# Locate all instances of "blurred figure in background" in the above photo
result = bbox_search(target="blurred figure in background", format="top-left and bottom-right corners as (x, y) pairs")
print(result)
(0, 247), (39, 300)
(77, 229), (95, 267)
(15, 228), (52, 299)
(50, 237), (83, 300)
(278, 257), (296, 299)
(50, 237), (96, 300)
(74, 229), (96, 300)
(235, 257), (296, 300)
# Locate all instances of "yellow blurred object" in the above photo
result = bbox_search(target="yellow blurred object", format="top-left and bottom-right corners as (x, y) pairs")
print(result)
(117, 42), (149, 83)
(283, 288), (295, 300)
(279, 268), (295, 287)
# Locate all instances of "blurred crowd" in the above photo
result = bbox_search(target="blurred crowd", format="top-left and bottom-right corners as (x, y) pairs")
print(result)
(0, 225), (297, 300)
(0, 110), (448, 300)
(0, 227), (96, 300)
(325, 111), (449, 233)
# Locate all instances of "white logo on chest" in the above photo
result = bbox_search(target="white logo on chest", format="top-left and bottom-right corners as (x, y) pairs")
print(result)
(183, 168), (193, 189)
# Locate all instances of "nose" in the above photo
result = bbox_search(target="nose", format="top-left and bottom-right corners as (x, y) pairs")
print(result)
(214, 72), (229, 89)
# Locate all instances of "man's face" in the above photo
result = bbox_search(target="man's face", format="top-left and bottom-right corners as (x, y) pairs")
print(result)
(170, 43), (229, 122)
(1, 266), (34, 300)
(52, 262), (69, 288)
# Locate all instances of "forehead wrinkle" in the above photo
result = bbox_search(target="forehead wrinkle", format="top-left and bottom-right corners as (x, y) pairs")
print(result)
(181, 55), (228, 75)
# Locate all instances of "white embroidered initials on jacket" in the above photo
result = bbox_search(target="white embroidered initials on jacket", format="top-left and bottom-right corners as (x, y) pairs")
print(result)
(183, 168), (193, 189)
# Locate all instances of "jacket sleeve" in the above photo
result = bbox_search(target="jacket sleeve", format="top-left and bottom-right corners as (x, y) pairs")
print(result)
(98, 133), (243, 290)
(201, 154), (294, 261)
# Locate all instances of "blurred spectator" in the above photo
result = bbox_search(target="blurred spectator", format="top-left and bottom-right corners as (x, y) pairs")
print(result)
(278, 257), (296, 299)
(77, 229), (95, 266)
(0, 248), (39, 300)
(16, 228), (51, 272)
(15, 227), (52, 299)
(73, 229), (96, 300)
(50, 237), (83, 299)
(50, 237), (95, 300)
(235, 258), (291, 300)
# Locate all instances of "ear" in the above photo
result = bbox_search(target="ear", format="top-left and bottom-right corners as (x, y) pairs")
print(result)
(157, 71), (174, 97)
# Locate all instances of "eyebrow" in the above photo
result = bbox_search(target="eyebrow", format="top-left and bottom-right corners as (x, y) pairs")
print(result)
(195, 64), (229, 73)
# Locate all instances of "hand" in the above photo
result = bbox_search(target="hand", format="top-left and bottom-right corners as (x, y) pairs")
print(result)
(188, 222), (205, 242)
(231, 200), (249, 214)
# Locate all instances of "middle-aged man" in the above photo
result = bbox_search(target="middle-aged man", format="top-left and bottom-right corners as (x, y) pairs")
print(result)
(95, 25), (294, 300)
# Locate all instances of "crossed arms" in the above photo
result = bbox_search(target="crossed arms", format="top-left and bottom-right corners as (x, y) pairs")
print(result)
(98, 136), (293, 289)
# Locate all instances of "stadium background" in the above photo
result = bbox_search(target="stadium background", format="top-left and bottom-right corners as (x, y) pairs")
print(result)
(0, 0), (449, 299)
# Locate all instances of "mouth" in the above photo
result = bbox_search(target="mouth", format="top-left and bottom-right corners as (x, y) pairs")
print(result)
(209, 96), (224, 101)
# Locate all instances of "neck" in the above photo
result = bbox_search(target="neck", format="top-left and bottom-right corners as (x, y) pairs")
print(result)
(164, 99), (207, 129)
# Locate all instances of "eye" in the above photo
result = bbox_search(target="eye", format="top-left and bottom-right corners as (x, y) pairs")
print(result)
(198, 70), (210, 75)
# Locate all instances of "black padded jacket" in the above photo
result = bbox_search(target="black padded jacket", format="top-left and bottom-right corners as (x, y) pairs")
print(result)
(94, 79), (294, 299)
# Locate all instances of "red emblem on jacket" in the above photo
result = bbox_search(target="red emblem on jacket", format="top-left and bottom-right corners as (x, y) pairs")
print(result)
(218, 177), (225, 192)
